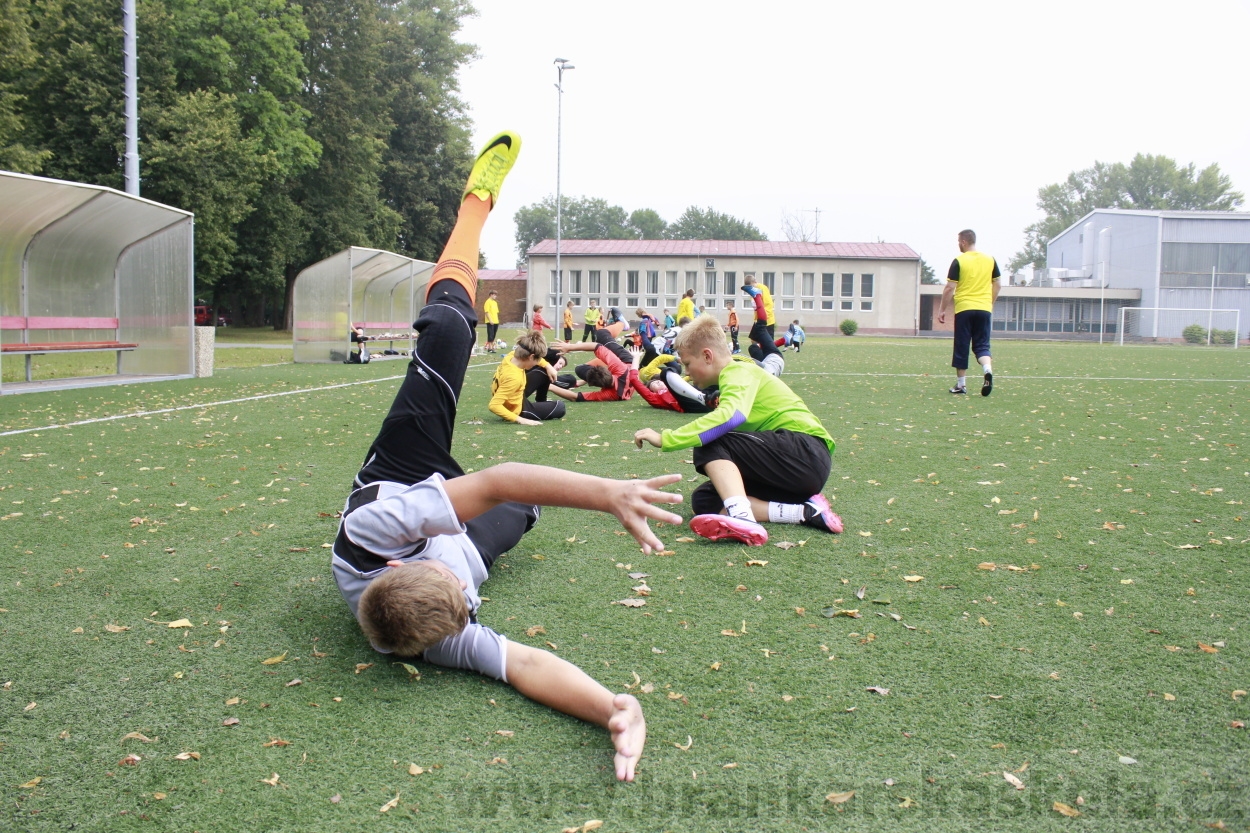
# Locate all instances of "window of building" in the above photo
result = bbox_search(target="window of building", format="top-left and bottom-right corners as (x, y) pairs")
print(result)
(781, 298), (795, 310)
(821, 273), (835, 310)
(723, 272), (736, 294)
(703, 298), (717, 309)
(762, 272), (775, 293)
(627, 270), (640, 296)
(860, 300), (873, 311)
(782, 272), (795, 296)
(801, 299), (814, 310)
(608, 271), (620, 294)
(570, 270), (581, 294)
(841, 299), (853, 311)
(549, 270), (560, 292)
(841, 273), (854, 298)
(705, 271), (718, 295)
(588, 270), (600, 294)
(1161, 242), (1250, 288)
(861, 273), (874, 298)
(665, 270), (678, 294)
(802, 272), (815, 296)
(685, 271), (698, 293)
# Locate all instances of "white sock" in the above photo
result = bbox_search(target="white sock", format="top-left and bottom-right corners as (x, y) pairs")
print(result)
(981, 359), (992, 375)
(955, 376), (966, 389)
(768, 501), (804, 524)
(722, 496), (754, 522)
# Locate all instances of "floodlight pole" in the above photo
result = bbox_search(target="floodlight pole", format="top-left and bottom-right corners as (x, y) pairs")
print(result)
(554, 58), (574, 322)
(123, 0), (140, 195)
(1208, 265), (1216, 346)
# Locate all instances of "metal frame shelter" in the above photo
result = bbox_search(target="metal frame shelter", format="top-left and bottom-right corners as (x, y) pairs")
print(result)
(292, 247), (434, 363)
(0, 171), (194, 394)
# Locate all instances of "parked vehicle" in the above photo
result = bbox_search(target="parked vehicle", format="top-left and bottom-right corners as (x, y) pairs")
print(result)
(194, 305), (232, 327)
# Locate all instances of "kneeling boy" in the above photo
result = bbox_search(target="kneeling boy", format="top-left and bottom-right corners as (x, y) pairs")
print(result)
(633, 315), (841, 546)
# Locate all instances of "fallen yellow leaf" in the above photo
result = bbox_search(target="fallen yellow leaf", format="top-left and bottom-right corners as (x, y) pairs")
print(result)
(261, 773), (280, 786)
(379, 794), (400, 813)
(903, 575), (923, 582)
(167, 619), (193, 629)
(120, 732), (155, 744)
(19, 777), (42, 788)
(826, 790), (855, 804)
(408, 763), (426, 775)
(1163, 693), (1176, 701)
(261, 652), (288, 665)
(1053, 801), (1082, 817)
(1198, 643), (1220, 654)
(105, 624), (129, 633)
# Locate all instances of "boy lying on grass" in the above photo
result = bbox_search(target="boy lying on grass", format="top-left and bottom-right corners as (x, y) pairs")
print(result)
(332, 131), (682, 781)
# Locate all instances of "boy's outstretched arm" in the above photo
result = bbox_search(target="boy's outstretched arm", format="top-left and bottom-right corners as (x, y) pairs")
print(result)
(505, 641), (646, 781)
(442, 464), (683, 554)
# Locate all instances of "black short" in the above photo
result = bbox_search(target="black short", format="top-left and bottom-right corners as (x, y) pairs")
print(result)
(354, 280), (477, 488)
(951, 309), (992, 369)
(690, 430), (832, 514)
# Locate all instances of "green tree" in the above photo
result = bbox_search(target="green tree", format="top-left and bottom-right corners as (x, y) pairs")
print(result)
(513, 195), (639, 256)
(665, 206), (766, 241)
(0, 0), (49, 172)
(1011, 154), (1244, 271)
(920, 257), (940, 284)
(377, 0), (476, 263)
(628, 208), (667, 240)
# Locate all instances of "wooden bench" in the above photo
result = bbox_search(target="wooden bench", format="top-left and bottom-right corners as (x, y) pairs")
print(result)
(1, 316), (138, 382)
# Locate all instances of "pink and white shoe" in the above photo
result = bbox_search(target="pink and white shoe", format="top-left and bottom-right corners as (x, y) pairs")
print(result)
(690, 514), (768, 546)
(802, 493), (843, 533)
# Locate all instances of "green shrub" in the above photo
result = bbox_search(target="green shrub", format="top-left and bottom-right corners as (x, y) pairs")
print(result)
(1213, 328), (1237, 345)
(1182, 323), (1207, 344)
(839, 319), (858, 336)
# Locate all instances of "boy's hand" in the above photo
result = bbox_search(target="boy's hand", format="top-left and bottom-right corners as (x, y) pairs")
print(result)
(516, 417), (543, 427)
(633, 428), (662, 449)
(609, 694), (646, 782)
(605, 472), (683, 554)
(550, 340), (573, 352)
(626, 345), (644, 369)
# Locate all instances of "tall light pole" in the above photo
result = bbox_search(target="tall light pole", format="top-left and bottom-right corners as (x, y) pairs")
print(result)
(123, 0), (139, 195)
(554, 58), (574, 321)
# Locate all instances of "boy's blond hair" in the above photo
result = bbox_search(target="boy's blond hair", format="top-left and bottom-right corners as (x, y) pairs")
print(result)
(514, 330), (547, 360)
(358, 564), (469, 656)
(674, 314), (729, 355)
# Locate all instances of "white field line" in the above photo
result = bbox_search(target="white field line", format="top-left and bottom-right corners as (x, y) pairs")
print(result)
(3, 363), (1246, 437)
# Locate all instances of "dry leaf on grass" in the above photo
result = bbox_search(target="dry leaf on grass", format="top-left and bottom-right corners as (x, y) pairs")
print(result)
(285, 679), (302, 687)
(495, 730), (515, 737)
(105, 624), (130, 633)
(746, 559), (769, 566)
(612, 599), (646, 608)
(354, 663), (374, 673)
(826, 790), (855, 804)
(120, 732), (155, 744)
(261, 652), (288, 665)
(1053, 801), (1082, 817)
(902, 575), (923, 582)
(394, 662), (421, 681)
(379, 794), (400, 812)
(408, 764), (426, 775)
(856, 586), (866, 600)
(166, 619), (193, 629)
(1198, 643), (1220, 654)
(1003, 772), (1025, 790)
(173, 751), (200, 761)
(222, 717), (240, 726)
(774, 541), (797, 550)
(675, 536), (696, 543)
(674, 735), (693, 751)
(19, 777), (42, 788)
(225, 697), (240, 706)
(1233, 690), (1247, 701)
(119, 754), (142, 766)
(866, 686), (890, 695)
(262, 738), (290, 748)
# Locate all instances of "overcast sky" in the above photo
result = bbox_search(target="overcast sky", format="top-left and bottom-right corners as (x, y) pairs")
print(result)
(457, 0), (1250, 272)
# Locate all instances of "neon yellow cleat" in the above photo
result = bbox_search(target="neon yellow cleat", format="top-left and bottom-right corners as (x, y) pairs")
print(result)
(464, 131), (522, 208)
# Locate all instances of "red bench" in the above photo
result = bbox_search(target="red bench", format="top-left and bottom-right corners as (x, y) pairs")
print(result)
(1, 316), (138, 381)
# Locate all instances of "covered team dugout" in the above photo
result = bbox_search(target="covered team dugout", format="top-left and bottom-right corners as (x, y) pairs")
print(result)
(292, 247), (434, 363)
(0, 171), (194, 394)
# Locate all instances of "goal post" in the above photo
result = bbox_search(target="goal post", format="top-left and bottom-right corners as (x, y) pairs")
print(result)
(1118, 307), (1241, 348)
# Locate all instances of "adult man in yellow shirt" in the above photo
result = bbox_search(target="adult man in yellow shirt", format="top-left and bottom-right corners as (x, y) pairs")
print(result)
(743, 275), (775, 339)
(483, 290), (500, 352)
(936, 229), (1000, 396)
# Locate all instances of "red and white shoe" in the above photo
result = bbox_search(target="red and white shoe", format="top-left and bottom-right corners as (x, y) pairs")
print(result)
(690, 514), (768, 546)
(802, 493), (843, 533)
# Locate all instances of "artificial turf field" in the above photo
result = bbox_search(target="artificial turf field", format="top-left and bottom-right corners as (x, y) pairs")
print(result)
(1, 336), (1247, 832)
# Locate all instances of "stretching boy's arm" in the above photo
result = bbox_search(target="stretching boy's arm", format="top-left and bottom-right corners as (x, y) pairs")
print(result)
(442, 464), (683, 554)
(506, 641), (646, 781)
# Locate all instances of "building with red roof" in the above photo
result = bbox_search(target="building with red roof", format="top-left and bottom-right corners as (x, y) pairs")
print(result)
(525, 239), (922, 335)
